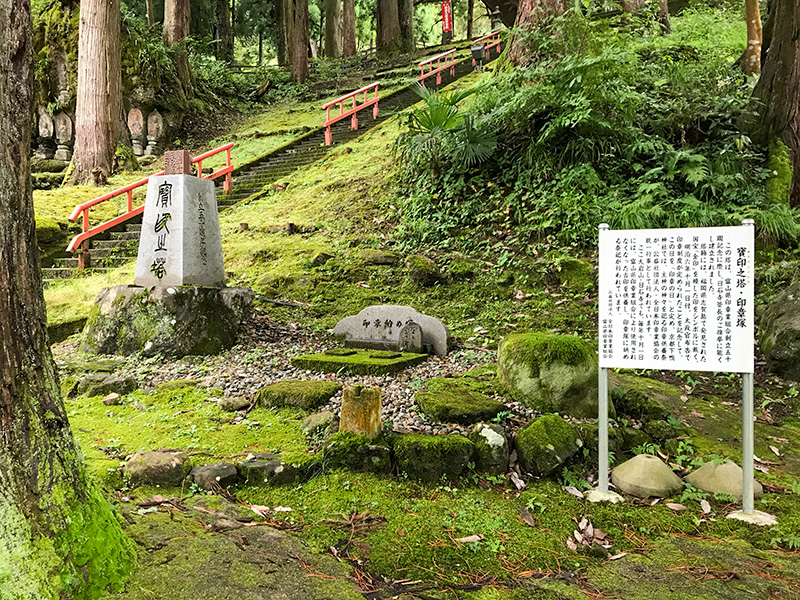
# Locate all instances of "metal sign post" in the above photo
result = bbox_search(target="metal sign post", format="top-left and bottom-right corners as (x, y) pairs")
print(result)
(588, 220), (774, 524)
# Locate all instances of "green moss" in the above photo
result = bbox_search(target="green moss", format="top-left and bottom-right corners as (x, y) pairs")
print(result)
(255, 380), (342, 410)
(500, 332), (595, 370)
(553, 257), (594, 291)
(767, 138), (792, 206)
(613, 388), (670, 421)
(405, 254), (442, 287)
(515, 414), (582, 476)
(323, 431), (391, 473)
(415, 377), (507, 425)
(447, 259), (478, 280)
(392, 434), (475, 483)
(290, 349), (427, 376)
(155, 379), (198, 393)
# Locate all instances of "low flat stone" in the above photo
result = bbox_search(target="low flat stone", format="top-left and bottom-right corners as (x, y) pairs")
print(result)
(416, 378), (507, 425)
(685, 460), (763, 501)
(301, 410), (335, 437)
(256, 380), (342, 410)
(78, 374), (137, 397)
(125, 450), (190, 486)
(611, 454), (682, 498)
(359, 249), (399, 265)
(291, 349), (427, 376)
(469, 423), (509, 476)
(218, 396), (251, 412)
(237, 459), (305, 486)
(190, 462), (238, 491)
(102, 393), (123, 406)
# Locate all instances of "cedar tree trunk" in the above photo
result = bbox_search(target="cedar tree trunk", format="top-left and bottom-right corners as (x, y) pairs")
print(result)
(377, 0), (402, 55)
(278, 0), (295, 66)
(292, 0), (309, 83)
(325, 0), (341, 57)
(468, 0), (474, 39)
(658, 0), (670, 33)
(73, 0), (124, 184)
(504, 0), (565, 66)
(0, 1), (133, 596)
(744, 0), (762, 75)
(215, 0), (234, 62)
(146, 0), (155, 25)
(164, 0), (193, 98)
(342, 0), (356, 56)
(399, 0), (414, 52)
(753, 0), (800, 206)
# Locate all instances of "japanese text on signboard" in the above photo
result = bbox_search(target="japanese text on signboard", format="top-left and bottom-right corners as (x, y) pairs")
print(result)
(441, 1), (453, 32)
(599, 226), (754, 373)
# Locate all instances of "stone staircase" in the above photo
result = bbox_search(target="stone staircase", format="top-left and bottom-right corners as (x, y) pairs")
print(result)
(42, 48), (486, 285)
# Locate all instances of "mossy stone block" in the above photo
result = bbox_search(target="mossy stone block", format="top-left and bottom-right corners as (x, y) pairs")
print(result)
(415, 378), (507, 425)
(620, 426), (652, 452)
(256, 380), (342, 410)
(405, 255), (442, 287)
(323, 432), (391, 473)
(447, 260), (477, 281)
(615, 389), (669, 421)
(497, 332), (601, 419)
(759, 282), (800, 381)
(393, 434), (475, 483)
(35, 215), (63, 244)
(468, 423), (509, 475)
(291, 349), (427, 375)
(359, 249), (399, 265)
(643, 419), (678, 442)
(515, 414), (582, 476)
(553, 257), (594, 291)
(156, 379), (198, 393)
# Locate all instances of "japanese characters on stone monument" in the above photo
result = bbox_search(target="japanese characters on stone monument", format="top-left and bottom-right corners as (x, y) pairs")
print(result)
(599, 226), (755, 373)
(134, 150), (225, 288)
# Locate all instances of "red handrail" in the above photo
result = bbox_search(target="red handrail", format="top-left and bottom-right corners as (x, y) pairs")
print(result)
(322, 82), (380, 146)
(66, 142), (235, 264)
(472, 31), (502, 66)
(418, 49), (456, 87)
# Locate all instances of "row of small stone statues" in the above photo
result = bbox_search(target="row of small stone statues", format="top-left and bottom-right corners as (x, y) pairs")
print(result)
(35, 107), (166, 161)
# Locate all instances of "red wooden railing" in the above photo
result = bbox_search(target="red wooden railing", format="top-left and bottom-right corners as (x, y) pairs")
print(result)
(418, 49), (456, 87)
(66, 142), (235, 268)
(322, 82), (380, 146)
(473, 31), (502, 66)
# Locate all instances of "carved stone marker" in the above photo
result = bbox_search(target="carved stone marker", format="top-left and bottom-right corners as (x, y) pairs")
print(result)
(145, 109), (164, 156)
(339, 385), (382, 439)
(134, 152), (224, 288)
(164, 149), (192, 175)
(398, 321), (423, 354)
(127, 108), (145, 156)
(54, 112), (73, 161)
(36, 109), (55, 159)
(333, 305), (450, 356)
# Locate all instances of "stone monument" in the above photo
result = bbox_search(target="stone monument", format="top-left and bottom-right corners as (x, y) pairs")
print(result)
(127, 108), (146, 156)
(82, 150), (253, 358)
(36, 109), (55, 159)
(54, 112), (73, 161)
(333, 305), (450, 356)
(134, 150), (225, 288)
(145, 109), (164, 156)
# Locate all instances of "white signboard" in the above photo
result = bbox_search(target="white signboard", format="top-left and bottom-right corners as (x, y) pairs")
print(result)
(599, 225), (754, 373)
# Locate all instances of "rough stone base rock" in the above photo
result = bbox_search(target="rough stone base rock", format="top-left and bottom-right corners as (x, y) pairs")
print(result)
(339, 385), (382, 439)
(685, 460), (763, 501)
(256, 380), (342, 410)
(292, 349), (427, 376)
(416, 378), (507, 425)
(190, 463), (238, 491)
(393, 434), (475, 483)
(124, 450), (191, 486)
(497, 333), (602, 419)
(218, 396), (251, 412)
(515, 414), (582, 476)
(323, 432), (391, 473)
(301, 410), (335, 438)
(237, 455), (307, 486)
(726, 510), (778, 526)
(759, 282), (800, 381)
(78, 373), (137, 397)
(469, 423), (510, 475)
(586, 489), (624, 504)
(81, 284), (254, 358)
(611, 454), (682, 498)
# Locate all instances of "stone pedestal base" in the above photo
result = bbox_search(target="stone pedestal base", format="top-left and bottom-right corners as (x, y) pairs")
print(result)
(726, 510), (777, 526)
(586, 489), (624, 504)
(54, 145), (72, 161)
(81, 285), (254, 358)
(339, 386), (382, 439)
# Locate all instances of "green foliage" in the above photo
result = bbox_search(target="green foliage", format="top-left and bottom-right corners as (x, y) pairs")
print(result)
(392, 8), (800, 252)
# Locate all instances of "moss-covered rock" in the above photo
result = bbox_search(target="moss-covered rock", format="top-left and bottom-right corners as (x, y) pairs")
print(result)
(124, 450), (191, 486)
(515, 414), (582, 476)
(643, 419), (678, 443)
(614, 388), (669, 421)
(553, 257), (594, 292)
(497, 332), (601, 419)
(156, 379), (198, 393)
(77, 373), (137, 397)
(35, 214), (62, 244)
(759, 282), (800, 381)
(447, 260), (477, 281)
(256, 380), (342, 410)
(405, 255), (442, 287)
(575, 422), (624, 463)
(359, 249), (399, 265)
(620, 426), (652, 452)
(468, 423), (510, 475)
(323, 432), (391, 473)
(393, 434), (475, 483)
(291, 349), (427, 375)
(415, 377), (507, 425)
(237, 455), (311, 486)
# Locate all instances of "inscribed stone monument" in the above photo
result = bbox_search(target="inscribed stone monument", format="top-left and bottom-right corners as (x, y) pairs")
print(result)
(127, 108), (145, 156)
(145, 109), (164, 156)
(333, 305), (449, 356)
(134, 152), (225, 288)
(36, 109), (55, 159)
(54, 112), (73, 161)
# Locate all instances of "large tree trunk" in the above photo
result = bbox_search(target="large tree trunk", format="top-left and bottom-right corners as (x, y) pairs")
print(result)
(73, 0), (123, 184)
(744, 0), (763, 76)
(342, 0), (356, 56)
(324, 0), (341, 58)
(277, 0), (295, 66)
(467, 0), (474, 39)
(753, 0), (800, 206)
(215, 0), (234, 62)
(0, 1), (133, 596)
(377, 0), (402, 55)
(657, 0), (670, 33)
(399, 0), (414, 52)
(292, 0), (308, 83)
(504, 0), (565, 66)
(164, 0), (193, 98)
(762, 0), (777, 63)
(146, 0), (155, 25)
(622, 0), (647, 12)
(481, 0), (516, 27)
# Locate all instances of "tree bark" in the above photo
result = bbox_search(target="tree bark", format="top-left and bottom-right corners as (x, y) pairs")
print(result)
(73, 0), (123, 184)
(292, 0), (308, 83)
(744, 0), (762, 76)
(0, 1), (133, 595)
(399, 0), (414, 52)
(377, 0), (402, 55)
(145, 0), (155, 25)
(468, 0), (474, 39)
(657, 0), (670, 33)
(215, 0), (234, 62)
(762, 0), (777, 64)
(278, 0), (295, 66)
(164, 0), (193, 98)
(753, 0), (800, 206)
(325, 0), (341, 58)
(342, 0), (356, 56)
(504, 0), (565, 66)
(480, 0), (516, 28)
(622, 0), (647, 12)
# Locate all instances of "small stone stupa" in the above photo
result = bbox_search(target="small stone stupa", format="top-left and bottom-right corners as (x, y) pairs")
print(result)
(81, 150), (253, 358)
